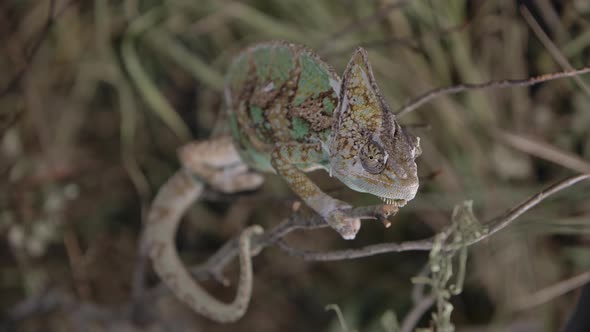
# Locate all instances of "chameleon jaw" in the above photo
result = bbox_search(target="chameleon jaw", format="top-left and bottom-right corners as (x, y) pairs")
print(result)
(379, 196), (407, 207)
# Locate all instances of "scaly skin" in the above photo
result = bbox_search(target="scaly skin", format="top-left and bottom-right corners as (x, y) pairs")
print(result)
(226, 41), (421, 239)
(145, 42), (421, 322)
(144, 138), (264, 322)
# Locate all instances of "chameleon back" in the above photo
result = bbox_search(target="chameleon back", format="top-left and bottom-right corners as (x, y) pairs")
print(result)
(225, 42), (340, 173)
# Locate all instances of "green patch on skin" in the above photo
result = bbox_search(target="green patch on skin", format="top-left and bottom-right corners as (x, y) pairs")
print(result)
(318, 128), (331, 143)
(293, 54), (331, 106)
(322, 97), (335, 114)
(228, 112), (241, 141)
(270, 46), (293, 86)
(253, 47), (272, 81)
(291, 117), (310, 140)
(245, 146), (274, 172)
(249, 106), (264, 124)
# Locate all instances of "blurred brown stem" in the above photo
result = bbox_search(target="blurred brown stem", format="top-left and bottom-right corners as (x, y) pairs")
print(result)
(514, 271), (590, 311)
(495, 130), (590, 174)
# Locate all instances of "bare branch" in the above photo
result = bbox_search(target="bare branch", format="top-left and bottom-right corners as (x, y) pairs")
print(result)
(274, 174), (590, 261)
(520, 5), (590, 97)
(395, 67), (590, 118)
(495, 130), (590, 175)
(514, 271), (590, 311)
(400, 295), (435, 332)
(190, 204), (393, 280)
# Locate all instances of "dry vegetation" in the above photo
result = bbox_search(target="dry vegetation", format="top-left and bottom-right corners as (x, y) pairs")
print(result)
(1, 0), (590, 331)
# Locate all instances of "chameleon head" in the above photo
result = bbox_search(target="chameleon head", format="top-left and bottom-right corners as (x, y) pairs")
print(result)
(329, 47), (421, 205)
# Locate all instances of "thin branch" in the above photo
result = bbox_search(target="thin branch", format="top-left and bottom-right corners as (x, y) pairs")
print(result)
(190, 204), (393, 281)
(400, 295), (435, 332)
(395, 67), (590, 118)
(495, 130), (590, 174)
(275, 174), (590, 261)
(520, 5), (590, 97)
(514, 271), (590, 310)
(483, 174), (590, 239)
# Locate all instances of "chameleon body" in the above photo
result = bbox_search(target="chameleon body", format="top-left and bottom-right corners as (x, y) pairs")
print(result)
(225, 41), (421, 239)
(144, 42), (421, 322)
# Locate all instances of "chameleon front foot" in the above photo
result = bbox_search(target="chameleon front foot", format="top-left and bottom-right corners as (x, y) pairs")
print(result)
(325, 206), (361, 240)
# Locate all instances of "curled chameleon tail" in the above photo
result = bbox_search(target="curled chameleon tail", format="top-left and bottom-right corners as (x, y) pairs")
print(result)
(143, 137), (264, 322)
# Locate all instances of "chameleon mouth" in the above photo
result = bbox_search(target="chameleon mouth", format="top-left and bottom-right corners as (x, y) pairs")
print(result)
(379, 196), (408, 207)
(380, 196), (394, 205)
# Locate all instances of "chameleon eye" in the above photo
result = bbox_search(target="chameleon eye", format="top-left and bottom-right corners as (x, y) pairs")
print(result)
(360, 140), (387, 174)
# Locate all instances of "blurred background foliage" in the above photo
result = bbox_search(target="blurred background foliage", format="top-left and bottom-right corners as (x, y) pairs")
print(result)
(1, 0), (590, 331)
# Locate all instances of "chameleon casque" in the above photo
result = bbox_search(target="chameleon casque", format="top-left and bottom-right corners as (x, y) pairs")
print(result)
(144, 41), (421, 322)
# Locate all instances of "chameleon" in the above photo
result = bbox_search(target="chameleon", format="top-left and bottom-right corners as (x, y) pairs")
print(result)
(143, 41), (421, 322)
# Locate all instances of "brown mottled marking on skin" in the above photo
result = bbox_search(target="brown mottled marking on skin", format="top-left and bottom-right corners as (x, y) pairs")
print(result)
(271, 143), (326, 199)
(251, 84), (282, 108)
(289, 90), (335, 132)
(232, 62), (274, 151)
(266, 105), (292, 142)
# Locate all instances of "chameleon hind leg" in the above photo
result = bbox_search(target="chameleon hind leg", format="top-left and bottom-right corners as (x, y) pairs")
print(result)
(144, 136), (264, 322)
(271, 142), (361, 240)
(179, 136), (264, 193)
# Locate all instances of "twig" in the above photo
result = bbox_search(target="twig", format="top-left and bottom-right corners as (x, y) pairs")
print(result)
(514, 271), (590, 310)
(273, 174), (590, 261)
(400, 295), (435, 332)
(189, 205), (390, 281)
(395, 67), (590, 118)
(63, 229), (91, 301)
(495, 130), (590, 174)
(520, 5), (590, 97)
(483, 174), (589, 239)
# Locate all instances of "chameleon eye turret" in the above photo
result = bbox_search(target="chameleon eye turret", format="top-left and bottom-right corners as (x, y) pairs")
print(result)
(359, 139), (387, 174)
